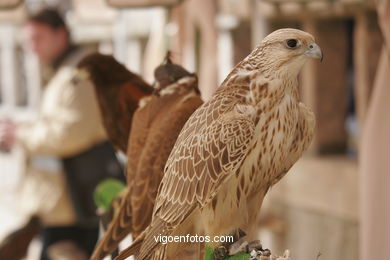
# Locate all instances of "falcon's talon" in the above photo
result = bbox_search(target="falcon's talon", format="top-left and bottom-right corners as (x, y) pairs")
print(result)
(225, 228), (247, 255)
(247, 240), (263, 252)
(228, 238), (248, 255)
(261, 248), (272, 257)
(236, 229), (247, 239)
(250, 249), (258, 260)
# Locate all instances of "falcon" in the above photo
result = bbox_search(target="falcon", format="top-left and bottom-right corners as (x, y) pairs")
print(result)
(76, 53), (153, 153)
(90, 54), (203, 260)
(116, 28), (322, 260)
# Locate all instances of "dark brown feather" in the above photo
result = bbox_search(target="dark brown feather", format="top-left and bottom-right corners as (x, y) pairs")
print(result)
(77, 53), (153, 153)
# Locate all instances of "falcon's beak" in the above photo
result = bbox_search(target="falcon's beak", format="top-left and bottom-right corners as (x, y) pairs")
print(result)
(305, 43), (323, 62)
(72, 69), (90, 85)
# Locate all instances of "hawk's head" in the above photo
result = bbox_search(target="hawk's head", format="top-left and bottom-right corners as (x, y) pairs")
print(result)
(75, 53), (137, 87)
(246, 28), (323, 78)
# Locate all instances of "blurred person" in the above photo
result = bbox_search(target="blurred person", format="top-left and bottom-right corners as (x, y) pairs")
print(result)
(0, 8), (123, 260)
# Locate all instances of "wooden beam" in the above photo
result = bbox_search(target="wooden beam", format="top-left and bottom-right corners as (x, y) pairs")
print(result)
(251, 0), (270, 48)
(353, 12), (369, 125)
(301, 19), (349, 154)
(353, 11), (382, 127)
(257, 0), (375, 19)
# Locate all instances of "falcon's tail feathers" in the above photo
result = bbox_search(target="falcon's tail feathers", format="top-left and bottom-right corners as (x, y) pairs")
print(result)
(114, 232), (145, 260)
(91, 193), (133, 260)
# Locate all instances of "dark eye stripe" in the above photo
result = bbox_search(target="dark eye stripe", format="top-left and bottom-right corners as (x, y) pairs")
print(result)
(286, 39), (298, 48)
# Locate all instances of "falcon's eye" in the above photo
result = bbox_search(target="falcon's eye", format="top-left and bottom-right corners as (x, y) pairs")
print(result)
(286, 39), (298, 49)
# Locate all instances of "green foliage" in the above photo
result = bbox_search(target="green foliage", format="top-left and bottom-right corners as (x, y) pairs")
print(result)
(205, 246), (250, 260)
(205, 246), (214, 260)
(93, 178), (126, 211)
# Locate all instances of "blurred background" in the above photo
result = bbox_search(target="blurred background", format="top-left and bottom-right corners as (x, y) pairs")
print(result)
(0, 0), (388, 260)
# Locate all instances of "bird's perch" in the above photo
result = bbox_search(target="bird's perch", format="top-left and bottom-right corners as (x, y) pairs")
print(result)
(259, 250), (291, 260)
(206, 243), (291, 260)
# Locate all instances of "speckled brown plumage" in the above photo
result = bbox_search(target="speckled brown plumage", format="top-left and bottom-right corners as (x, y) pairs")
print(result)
(90, 67), (203, 260)
(116, 28), (321, 260)
(77, 53), (153, 153)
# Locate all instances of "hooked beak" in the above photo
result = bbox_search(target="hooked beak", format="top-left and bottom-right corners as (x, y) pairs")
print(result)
(72, 69), (90, 85)
(305, 42), (323, 62)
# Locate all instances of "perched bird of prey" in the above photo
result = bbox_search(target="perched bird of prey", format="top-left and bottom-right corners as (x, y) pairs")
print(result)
(116, 28), (322, 260)
(91, 54), (203, 260)
(76, 53), (153, 153)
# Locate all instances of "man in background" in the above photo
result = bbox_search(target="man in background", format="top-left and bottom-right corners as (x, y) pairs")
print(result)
(0, 8), (121, 260)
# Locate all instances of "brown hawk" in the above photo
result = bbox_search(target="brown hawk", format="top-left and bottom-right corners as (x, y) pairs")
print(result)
(76, 53), (153, 153)
(90, 55), (204, 260)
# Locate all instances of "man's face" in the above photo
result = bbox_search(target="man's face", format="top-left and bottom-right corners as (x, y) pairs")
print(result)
(24, 21), (68, 65)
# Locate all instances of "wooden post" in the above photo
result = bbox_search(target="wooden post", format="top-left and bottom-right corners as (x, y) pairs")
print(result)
(170, 0), (218, 101)
(251, 0), (269, 49)
(353, 11), (383, 128)
(302, 19), (349, 154)
(191, 0), (218, 100)
(113, 11), (129, 65)
(170, 1), (196, 73)
(354, 12), (370, 126)
(0, 24), (17, 110)
(216, 14), (237, 84)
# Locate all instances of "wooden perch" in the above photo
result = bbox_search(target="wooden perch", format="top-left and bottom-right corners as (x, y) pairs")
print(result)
(206, 241), (291, 260)
(261, 250), (291, 260)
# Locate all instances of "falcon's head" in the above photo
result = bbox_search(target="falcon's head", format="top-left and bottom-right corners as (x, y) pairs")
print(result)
(246, 28), (323, 78)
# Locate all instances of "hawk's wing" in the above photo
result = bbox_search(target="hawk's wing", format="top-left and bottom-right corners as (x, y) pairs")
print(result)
(130, 94), (203, 235)
(136, 90), (256, 259)
(91, 92), (202, 260)
(96, 80), (152, 154)
(91, 95), (152, 260)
